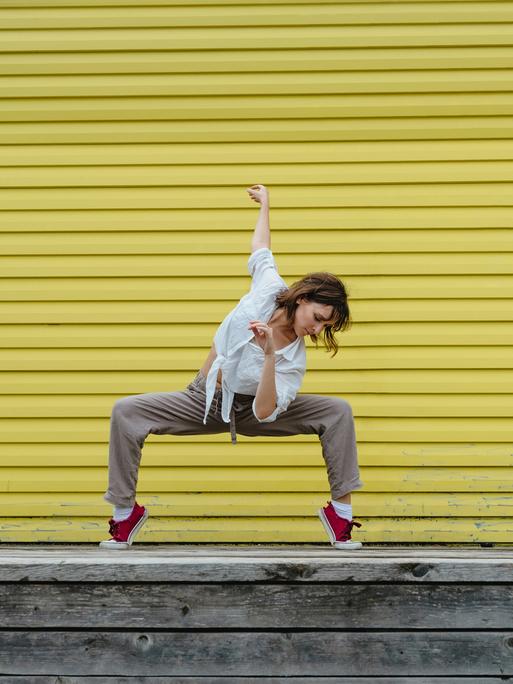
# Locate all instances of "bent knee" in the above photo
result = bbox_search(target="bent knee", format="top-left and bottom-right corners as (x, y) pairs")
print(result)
(332, 397), (353, 417)
(112, 396), (137, 420)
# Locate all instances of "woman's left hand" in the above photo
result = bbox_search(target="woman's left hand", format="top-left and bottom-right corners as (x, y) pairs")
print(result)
(246, 184), (269, 205)
(248, 320), (276, 356)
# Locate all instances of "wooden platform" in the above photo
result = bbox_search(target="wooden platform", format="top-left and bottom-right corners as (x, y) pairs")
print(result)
(1, 544), (513, 681)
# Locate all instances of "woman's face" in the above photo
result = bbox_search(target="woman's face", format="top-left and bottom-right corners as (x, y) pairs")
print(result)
(293, 297), (336, 337)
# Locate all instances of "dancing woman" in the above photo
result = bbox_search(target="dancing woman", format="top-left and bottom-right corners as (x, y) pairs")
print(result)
(100, 185), (363, 550)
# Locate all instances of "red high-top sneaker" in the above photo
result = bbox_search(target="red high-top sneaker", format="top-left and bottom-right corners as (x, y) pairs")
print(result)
(318, 500), (363, 550)
(99, 502), (149, 549)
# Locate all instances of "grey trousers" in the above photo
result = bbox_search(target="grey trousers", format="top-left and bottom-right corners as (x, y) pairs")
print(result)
(103, 370), (363, 508)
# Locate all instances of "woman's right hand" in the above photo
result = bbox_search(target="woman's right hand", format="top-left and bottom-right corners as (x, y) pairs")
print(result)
(248, 319), (276, 356)
(246, 184), (269, 205)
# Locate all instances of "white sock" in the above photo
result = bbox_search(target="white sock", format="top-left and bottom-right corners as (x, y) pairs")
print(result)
(331, 500), (352, 520)
(113, 504), (133, 521)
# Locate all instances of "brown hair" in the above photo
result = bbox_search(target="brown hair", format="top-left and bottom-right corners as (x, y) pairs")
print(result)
(274, 272), (352, 358)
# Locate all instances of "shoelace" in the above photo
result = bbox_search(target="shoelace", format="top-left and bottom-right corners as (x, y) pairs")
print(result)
(340, 518), (362, 541)
(108, 519), (119, 537)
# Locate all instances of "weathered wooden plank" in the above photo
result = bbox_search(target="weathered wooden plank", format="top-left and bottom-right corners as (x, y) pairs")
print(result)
(1, 631), (513, 676)
(5, 679), (513, 684)
(4, 548), (513, 559)
(1, 554), (513, 582)
(4, 544), (513, 556)
(6, 679), (513, 684)
(2, 583), (513, 629)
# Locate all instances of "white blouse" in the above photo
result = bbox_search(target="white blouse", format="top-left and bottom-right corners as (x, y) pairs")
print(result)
(203, 247), (307, 442)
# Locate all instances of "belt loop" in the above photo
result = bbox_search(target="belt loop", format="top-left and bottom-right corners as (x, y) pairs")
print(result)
(229, 405), (237, 445)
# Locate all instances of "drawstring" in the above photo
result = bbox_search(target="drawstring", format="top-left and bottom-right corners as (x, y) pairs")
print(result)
(211, 390), (238, 445)
(229, 405), (237, 445)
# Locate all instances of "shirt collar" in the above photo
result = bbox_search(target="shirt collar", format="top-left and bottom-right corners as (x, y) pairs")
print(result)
(278, 334), (303, 361)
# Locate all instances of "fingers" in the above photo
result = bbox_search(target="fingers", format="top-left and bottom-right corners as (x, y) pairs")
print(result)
(246, 186), (265, 204)
(248, 320), (264, 332)
(248, 320), (272, 337)
(246, 187), (260, 202)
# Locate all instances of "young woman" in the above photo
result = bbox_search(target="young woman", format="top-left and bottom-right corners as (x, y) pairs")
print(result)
(100, 185), (363, 550)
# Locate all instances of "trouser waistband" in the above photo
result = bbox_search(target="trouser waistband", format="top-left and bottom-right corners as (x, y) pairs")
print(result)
(192, 371), (254, 445)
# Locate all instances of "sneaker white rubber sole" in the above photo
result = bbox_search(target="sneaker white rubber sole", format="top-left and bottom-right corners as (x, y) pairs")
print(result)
(317, 508), (362, 550)
(99, 507), (149, 550)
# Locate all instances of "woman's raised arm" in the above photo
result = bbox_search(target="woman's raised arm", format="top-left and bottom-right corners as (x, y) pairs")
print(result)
(247, 184), (270, 253)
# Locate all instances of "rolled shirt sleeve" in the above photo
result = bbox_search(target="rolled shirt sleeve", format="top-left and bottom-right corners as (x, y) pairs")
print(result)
(248, 248), (285, 292)
(252, 366), (305, 423)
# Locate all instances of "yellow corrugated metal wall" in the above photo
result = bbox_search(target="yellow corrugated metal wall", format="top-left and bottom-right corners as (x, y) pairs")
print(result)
(1, 0), (512, 543)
